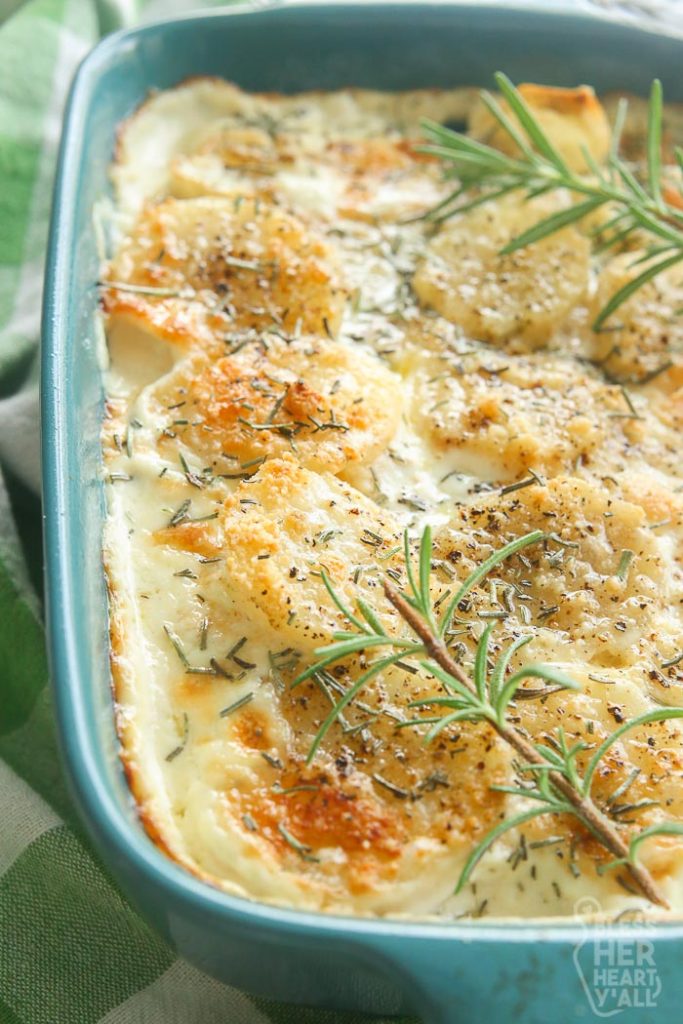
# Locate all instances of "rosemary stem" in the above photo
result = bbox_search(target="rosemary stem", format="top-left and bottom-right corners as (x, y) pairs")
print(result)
(383, 580), (668, 908)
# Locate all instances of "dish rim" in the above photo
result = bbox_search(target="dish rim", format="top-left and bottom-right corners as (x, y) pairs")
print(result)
(41, 0), (683, 946)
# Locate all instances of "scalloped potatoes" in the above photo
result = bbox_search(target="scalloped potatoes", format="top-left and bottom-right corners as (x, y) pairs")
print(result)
(103, 78), (683, 921)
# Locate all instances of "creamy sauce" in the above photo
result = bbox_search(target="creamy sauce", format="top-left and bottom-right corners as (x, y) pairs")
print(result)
(102, 79), (683, 921)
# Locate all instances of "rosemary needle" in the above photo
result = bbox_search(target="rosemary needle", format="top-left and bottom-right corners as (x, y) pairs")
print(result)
(278, 823), (319, 862)
(102, 280), (188, 298)
(219, 692), (254, 718)
(165, 712), (189, 762)
(616, 549), (635, 581)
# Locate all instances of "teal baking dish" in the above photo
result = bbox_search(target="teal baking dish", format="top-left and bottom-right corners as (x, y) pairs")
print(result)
(41, 4), (683, 1021)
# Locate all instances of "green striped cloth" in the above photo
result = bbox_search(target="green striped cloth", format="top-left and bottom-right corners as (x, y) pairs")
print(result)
(0, 0), (415, 1020)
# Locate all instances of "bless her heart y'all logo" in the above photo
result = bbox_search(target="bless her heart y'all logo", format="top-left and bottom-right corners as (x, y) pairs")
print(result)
(573, 898), (662, 1017)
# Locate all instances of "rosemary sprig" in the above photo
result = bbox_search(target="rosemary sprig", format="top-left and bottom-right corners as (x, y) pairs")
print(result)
(293, 527), (683, 906)
(102, 280), (187, 298)
(421, 74), (683, 330)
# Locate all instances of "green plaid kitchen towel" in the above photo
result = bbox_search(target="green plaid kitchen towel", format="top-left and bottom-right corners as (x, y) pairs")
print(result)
(0, 0), (419, 1020)
(1, 0), (681, 1020)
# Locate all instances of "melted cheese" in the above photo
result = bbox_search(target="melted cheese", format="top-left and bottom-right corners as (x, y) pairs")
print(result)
(103, 79), (683, 921)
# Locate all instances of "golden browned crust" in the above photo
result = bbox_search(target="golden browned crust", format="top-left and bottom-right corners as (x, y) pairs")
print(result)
(103, 196), (347, 347)
(469, 83), (611, 172)
(142, 334), (401, 475)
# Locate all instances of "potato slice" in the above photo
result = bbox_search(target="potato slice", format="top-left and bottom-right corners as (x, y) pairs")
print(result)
(215, 454), (405, 650)
(102, 196), (347, 349)
(434, 475), (683, 684)
(469, 83), (610, 173)
(168, 120), (307, 202)
(588, 252), (683, 384)
(170, 132), (444, 224)
(413, 193), (591, 348)
(140, 334), (402, 475)
(400, 341), (680, 484)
